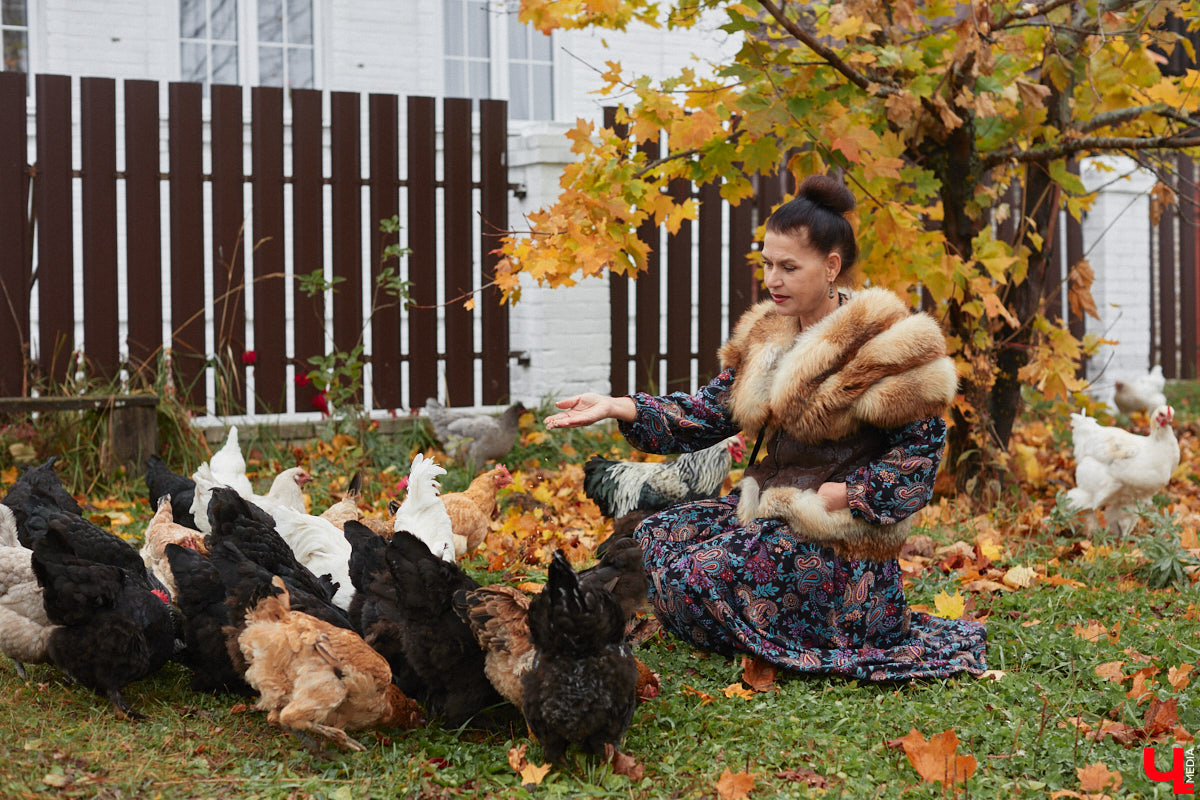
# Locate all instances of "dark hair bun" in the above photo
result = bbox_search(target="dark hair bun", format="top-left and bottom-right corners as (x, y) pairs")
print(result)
(798, 175), (855, 215)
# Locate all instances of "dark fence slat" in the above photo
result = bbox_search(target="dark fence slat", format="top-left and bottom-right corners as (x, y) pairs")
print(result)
(443, 97), (474, 405)
(697, 180), (723, 380)
(290, 88), (324, 413)
(123, 80), (162, 379)
(1158, 200), (1178, 378)
(479, 99), (509, 404)
(330, 91), (362, 377)
(634, 135), (661, 394)
(168, 81), (206, 409)
(211, 84), (245, 414)
(0, 71), (29, 395)
(665, 174), (692, 391)
(35, 74), (74, 384)
(603, 107), (629, 396)
(728, 195), (754, 324)
(406, 96), (438, 406)
(1179, 153), (1198, 379)
(251, 86), (286, 413)
(81, 77), (119, 381)
(369, 93), (402, 408)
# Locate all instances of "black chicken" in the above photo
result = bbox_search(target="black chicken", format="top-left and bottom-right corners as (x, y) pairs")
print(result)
(384, 528), (506, 728)
(208, 539), (352, 634)
(163, 543), (253, 695)
(31, 526), (176, 719)
(1, 458), (83, 543)
(577, 535), (648, 624)
(522, 549), (637, 762)
(144, 455), (199, 530)
(205, 487), (339, 604)
(342, 521), (423, 697)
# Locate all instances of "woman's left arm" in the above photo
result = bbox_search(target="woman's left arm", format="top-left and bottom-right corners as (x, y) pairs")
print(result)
(842, 417), (948, 524)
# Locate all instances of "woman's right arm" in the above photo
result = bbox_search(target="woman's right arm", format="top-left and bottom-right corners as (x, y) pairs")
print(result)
(543, 393), (637, 429)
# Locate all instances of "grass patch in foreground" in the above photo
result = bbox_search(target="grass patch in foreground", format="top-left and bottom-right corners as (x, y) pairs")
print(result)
(0, 529), (1193, 800)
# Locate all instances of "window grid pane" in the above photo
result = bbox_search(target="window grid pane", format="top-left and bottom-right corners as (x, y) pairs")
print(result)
(259, 0), (283, 44)
(2, 28), (27, 73)
(2, 0), (26, 27)
(444, 0), (490, 100)
(259, 44), (284, 86)
(180, 0), (205, 38)
(287, 45), (313, 88)
(288, 0), (313, 45)
(211, 0), (238, 42)
(211, 43), (238, 84)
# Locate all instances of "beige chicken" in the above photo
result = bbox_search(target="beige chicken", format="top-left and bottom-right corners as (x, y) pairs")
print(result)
(441, 465), (513, 559)
(0, 505), (56, 678)
(236, 577), (422, 751)
(319, 473), (363, 531)
(140, 496), (209, 600)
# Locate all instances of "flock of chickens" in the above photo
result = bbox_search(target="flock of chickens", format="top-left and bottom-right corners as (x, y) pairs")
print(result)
(0, 398), (749, 763)
(1066, 365), (1181, 535)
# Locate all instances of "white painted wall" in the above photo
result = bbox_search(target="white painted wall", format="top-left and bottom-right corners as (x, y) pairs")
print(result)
(1079, 156), (1156, 402)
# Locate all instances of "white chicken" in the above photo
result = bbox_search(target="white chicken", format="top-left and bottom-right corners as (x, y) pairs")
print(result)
(190, 464), (309, 534)
(209, 426), (255, 497)
(1112, 365), (1167, 416)
(392, 453), (455, 562)
(1066, 405), (1180, 536)
(270, 504), (355, 611)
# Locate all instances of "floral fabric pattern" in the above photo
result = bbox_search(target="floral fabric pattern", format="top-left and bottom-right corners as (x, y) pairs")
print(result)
(618, 369), (988, 680)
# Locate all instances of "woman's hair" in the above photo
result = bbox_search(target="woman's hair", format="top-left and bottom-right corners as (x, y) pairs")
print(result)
(765, 175), (858, 279)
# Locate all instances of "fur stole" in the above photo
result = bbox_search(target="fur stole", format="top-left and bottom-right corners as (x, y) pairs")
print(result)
(719, 288), (957, 561)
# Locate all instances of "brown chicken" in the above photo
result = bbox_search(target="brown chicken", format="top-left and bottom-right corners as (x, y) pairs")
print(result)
(319, 472), (363, 531)
(441, 465), (513, 559)
(140, 497), (208, 600)
(234, 577), (422, 751)
(454, 584), (534, 710)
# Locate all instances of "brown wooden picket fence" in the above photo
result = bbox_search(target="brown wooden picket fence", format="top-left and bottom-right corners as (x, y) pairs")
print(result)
(0, 72), (512, 414)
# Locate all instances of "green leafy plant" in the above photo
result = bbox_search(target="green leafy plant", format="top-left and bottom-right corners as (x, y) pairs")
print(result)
(297, 215), (413, 426)
(1132, 506), (1200, 589)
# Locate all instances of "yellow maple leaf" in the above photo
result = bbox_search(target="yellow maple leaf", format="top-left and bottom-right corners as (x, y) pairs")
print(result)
(933, 590), (965, 620)
(899, 728), (977, 785)
(1076, 761), (1122, 792)
(519, 762), (551, 787)
(722, 683), (755, 701)
(462, 297), (475, 311)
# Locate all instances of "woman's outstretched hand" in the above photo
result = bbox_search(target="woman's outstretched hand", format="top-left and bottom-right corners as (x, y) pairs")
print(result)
(544, 393), (636, 430)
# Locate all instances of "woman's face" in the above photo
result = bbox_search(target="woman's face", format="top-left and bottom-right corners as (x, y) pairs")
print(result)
(760, 228), (841, 320)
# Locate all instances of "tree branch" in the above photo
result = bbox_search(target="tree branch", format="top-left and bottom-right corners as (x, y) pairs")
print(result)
(1080, 104), (1200, 133)
(758, 0), (897, 97)
(994, 0), (1075, 30)
(983, 133), (1200, 169)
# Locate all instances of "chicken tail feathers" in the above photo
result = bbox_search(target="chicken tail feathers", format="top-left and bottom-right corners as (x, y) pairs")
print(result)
(582, 456), (621, 518)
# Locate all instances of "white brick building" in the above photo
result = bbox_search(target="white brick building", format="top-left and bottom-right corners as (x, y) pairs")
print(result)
(2, 0), (1156, 415)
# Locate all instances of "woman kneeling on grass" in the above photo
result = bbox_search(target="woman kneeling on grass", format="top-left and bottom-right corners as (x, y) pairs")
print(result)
(545, 175), (986, 681)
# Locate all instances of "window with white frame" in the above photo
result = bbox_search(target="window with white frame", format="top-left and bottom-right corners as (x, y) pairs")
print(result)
(181, 0), (240, 86)
(1, 0), (29, 74)
(180, 0), (315, 89)
(443, 0), (554, 121)
(256, 0), (314, 88)
(506, 15), (553, 121)
(444, 0), (491, 101)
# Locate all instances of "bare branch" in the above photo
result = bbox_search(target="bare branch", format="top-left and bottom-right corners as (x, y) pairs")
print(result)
(758, 0), (897, 97)
(983, 133), (1200, 169)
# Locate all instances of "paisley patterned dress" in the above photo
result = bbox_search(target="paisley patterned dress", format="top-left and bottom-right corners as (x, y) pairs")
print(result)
(619, 370), (987, 681)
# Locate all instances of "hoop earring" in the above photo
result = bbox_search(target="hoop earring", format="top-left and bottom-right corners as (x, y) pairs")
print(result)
(828, 281), (835, 299)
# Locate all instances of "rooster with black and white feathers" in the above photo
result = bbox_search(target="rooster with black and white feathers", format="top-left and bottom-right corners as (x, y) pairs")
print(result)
(583, 434), (746, 519)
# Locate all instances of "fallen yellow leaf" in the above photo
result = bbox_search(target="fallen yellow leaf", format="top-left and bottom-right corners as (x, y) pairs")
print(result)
(1168, 663), (1194, 691)
(933, 589), (965, 620)
(1094, 661), (1126, 683)
(519, 762), (551, 787)
(1002, 565), (1037, 589)
(1077, 761), (1122, 792)
(722, 683), (755, 701)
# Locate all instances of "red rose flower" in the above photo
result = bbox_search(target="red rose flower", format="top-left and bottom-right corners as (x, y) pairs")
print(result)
(241, 350), (257, 365)
(312, 391), (330, 416)
(294, 373), (312, 387)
